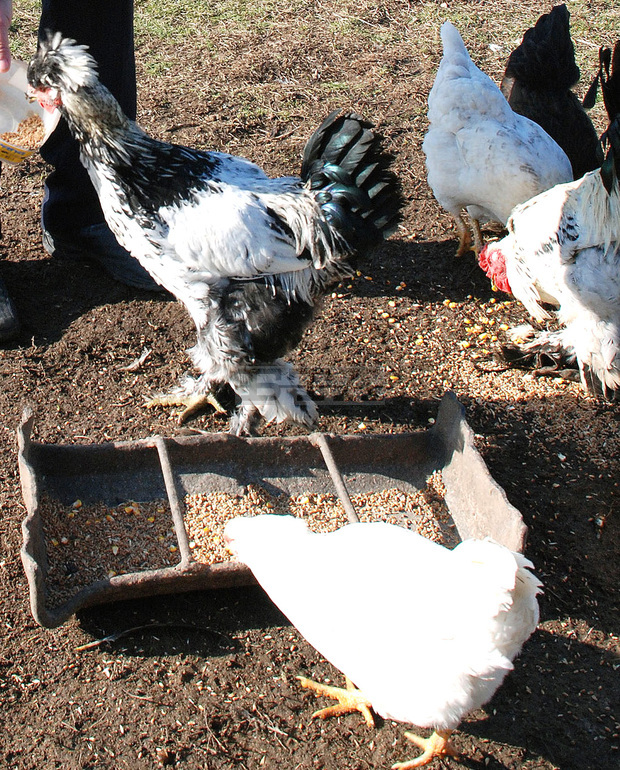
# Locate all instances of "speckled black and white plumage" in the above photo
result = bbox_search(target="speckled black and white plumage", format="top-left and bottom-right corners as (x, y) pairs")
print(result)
(28, 33), (403, 433)
(478, 117), (620, 400)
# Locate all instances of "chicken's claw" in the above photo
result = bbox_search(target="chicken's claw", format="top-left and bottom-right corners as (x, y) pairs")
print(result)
(392, 729), (458, 769)
(297, 675), (375, 727)
(144, 390), (227, 424)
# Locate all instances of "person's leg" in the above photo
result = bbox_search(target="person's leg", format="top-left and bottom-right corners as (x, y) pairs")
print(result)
(39, 0), (136, 232)
(0, 274), (19, 341)
(38, 0), (161, 290)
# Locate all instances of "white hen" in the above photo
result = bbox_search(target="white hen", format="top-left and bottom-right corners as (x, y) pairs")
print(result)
(423, 21), (573, 256)
(224, 515), (541, 768)
(478, 116), (620, 398)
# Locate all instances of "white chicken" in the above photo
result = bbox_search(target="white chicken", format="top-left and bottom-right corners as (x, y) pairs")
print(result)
(423, 21), (573, 256)
(224, 515), (542, 768)
(27, 34), (402, 434)
(478, 116), (620, 399)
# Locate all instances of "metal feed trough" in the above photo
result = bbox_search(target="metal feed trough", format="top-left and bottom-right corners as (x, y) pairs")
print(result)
(18, 392), (526, 628)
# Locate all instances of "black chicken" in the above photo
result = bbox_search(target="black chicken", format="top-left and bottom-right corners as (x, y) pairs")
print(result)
(500, 3), (600, 180)
(27, 33), (402, 434)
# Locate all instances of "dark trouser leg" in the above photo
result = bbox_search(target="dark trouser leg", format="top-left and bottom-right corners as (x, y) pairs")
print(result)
(37, 1), (162, 290)
(39, 0), (136, 232)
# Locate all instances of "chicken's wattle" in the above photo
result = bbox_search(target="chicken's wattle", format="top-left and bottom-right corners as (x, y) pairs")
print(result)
(478, 244), (511, 294)
(27, 86), (60, 114)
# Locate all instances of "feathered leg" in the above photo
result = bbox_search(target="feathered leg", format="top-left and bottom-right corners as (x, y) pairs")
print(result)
(145, 300), (250, 424)
(500, 324), (581, 382)
(229, 359), (318, 436)
(144, 378), (227, 424)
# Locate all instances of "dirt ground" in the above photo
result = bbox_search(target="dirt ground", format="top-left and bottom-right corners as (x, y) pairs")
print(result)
(0, 2), (618, 768)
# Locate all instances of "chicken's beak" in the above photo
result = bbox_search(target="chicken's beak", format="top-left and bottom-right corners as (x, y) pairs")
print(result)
(26, 85), (61, 113)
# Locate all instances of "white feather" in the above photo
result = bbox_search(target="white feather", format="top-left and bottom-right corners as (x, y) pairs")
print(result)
(488, 167), (620, 395)
(423, 22), (572, 228)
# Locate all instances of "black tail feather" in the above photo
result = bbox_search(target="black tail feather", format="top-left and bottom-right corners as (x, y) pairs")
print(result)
(599, 41), (620, 123)
(301, 111), (403, 252)
(600, 114), (620, 193)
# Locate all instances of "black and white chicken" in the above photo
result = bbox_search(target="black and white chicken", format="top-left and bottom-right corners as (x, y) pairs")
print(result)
(27, 34), (402, 434)
(422, 21), (573, 257)
(225, 515), (542, 768)
(500, 3), (601, 180)
(478, 116), (620, 399)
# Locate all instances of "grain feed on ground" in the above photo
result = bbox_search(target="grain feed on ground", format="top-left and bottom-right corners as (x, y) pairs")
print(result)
(40, 496), (179, 608)
(39, 472), (452, 603)
(184, 470), (453, 565)
(0, 113), (46, 149)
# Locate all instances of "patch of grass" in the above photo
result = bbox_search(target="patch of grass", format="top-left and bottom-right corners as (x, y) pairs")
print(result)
(135, 0), (309, 43)
(8, 0), (40, 62)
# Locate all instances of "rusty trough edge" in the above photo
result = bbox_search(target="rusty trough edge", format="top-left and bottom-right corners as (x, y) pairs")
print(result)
(433, 392), (528, 553)
(17, 392), (527, 628)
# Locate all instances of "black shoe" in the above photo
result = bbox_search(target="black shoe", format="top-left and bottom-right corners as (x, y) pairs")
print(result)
(0, 277), (19, 342)
(42, 223), (164, 292)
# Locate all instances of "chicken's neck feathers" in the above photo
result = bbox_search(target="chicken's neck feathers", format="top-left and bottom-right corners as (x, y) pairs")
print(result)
(61, 85), (136, 162)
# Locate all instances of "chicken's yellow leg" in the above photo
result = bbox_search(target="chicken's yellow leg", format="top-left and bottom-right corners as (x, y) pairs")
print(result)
(471, 217), (484, 256)
(392, 729), (458, 769)
(297, 676), (375, 727)
(144, 390), (226, 424)
(454, 214), (473, 257)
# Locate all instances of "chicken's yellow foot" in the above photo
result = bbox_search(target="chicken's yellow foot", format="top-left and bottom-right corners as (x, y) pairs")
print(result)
(297, 675), (375, 727)
(392, 729), (458, 769)
(144, 391), (227, 424)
